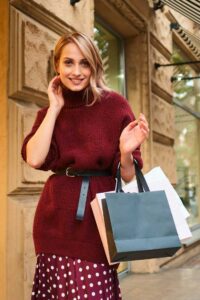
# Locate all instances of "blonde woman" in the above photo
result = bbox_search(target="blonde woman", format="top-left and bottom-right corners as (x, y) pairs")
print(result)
(22, 32), (149, 300)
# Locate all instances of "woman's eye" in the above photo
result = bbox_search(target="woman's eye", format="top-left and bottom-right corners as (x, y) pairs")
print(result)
(81, 60), (90, 67)
(64, 60), (72, 65)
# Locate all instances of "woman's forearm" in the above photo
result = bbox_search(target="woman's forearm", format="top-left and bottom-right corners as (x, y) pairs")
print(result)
(119, 113), (149, 182)
(26, 107), (59, 168)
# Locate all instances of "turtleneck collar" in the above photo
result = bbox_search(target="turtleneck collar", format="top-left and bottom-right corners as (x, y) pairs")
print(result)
(62, 85), (93, 108)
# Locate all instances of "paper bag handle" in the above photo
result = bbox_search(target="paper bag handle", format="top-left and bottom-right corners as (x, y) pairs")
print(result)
(116, 160), (150, 193)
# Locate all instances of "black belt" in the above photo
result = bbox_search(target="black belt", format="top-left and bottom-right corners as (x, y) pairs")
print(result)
(54, 167), (111, 221)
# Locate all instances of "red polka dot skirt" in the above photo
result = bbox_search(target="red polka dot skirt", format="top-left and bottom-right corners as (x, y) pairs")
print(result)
(31, 253), (122, 300)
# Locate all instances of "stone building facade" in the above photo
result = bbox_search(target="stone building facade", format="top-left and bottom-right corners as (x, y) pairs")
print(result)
(0, 0), (200, 299)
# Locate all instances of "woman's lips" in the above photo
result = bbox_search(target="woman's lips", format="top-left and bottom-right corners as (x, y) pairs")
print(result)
(70, 78), (84, 85)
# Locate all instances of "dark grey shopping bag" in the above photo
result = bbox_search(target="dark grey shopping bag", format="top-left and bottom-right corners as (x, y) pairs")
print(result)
(102, 161), (181, 262)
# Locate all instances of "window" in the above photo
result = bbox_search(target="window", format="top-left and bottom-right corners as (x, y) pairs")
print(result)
(172, 44), (200, 226)
(94, 21), (125, 95)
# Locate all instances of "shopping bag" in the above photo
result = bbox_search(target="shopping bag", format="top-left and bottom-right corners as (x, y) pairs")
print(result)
(101, 161), (181, 262)
(91, 192), (118, 265)
(123, 166), (192, 242)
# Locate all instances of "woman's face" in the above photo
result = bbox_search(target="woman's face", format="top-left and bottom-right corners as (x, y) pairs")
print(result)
(57, 42), (92, 92)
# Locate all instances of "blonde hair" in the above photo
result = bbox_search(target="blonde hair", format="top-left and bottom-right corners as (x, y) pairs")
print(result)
(54, 31), (110, 105)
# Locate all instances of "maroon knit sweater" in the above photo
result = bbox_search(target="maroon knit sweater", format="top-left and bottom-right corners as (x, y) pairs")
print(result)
(21, 89), (143, 264)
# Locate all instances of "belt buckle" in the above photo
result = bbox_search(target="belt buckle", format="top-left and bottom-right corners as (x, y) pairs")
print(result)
(65, 167), (75, 177)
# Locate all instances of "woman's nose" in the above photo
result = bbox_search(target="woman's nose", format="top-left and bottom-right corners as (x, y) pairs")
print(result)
(72, 64), (81, 75)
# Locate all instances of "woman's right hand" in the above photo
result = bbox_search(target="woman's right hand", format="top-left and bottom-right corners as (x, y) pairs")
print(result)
(47, 76), (65, 115)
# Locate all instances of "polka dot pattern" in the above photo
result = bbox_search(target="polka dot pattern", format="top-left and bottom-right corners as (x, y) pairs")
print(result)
(31, 253), (121, 300)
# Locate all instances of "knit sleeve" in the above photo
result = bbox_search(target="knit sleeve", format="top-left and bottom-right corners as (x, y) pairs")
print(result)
(21, 108), (59, 171)
(111, 99), (143, 178)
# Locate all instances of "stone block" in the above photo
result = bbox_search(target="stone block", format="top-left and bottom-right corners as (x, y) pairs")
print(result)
(23, 203), (38, 300)
(153, 142), (177, 184)
(32, 0), (94, 36)
(125, 33), (152, 171)
(151, 45), (173, 96)
(7, 196), (38, 300)
(150, 9), (172, 54)
(8, 100), (51, 194)
(152, 93), (175, 139)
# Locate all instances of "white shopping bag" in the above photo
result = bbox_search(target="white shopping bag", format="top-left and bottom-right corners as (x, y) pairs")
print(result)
(123, 166), (192, 242)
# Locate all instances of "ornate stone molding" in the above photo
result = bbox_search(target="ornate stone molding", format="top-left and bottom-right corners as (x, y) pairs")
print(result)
(166, 10), (200, 62)
(107, 0), (146, 32)
(10, 0), (73, 35)
(9, 7), (59, 106)
(174, 28), (200, 59)
(8, 100), (51, 195)
(173, 31), (200, 73)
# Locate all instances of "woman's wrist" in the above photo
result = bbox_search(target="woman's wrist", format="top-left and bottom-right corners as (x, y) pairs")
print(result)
(120, 152), (135, 182)
(120, 152), (133, 169)
(47, 106), (61, 119)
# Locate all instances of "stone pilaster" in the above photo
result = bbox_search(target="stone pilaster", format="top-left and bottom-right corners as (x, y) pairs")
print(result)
(0, 1), (9, 299)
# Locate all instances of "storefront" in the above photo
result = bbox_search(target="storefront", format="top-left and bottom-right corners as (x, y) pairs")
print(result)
(172, 44), (200, 227)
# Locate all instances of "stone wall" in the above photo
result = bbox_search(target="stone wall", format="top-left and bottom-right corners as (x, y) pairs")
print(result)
(150, 8), (177, 183)
(132, 7), (177, 273)
(7, 1), (94, 299)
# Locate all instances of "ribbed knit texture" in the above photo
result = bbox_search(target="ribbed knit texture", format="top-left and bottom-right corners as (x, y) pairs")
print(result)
(21, 89), (143, 264)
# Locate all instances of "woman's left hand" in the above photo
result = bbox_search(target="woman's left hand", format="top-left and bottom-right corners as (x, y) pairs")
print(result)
(119, 113), (149, 155)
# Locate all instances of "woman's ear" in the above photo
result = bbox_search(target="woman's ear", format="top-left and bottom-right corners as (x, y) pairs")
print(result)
(54, 60), (60, 76)
(55, 66), (60, 75)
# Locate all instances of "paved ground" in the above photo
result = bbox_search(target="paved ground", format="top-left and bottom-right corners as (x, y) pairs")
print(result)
(120, 254), (200, 300)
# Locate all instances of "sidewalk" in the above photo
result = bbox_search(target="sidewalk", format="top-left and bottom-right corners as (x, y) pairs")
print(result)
(120, 254), (200, 300)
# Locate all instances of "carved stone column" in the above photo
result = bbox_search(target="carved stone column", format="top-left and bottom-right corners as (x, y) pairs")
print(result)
(0, 1), (9, 299)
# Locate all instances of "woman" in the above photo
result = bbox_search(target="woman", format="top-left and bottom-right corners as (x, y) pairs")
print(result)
(21, 32), (149, 300)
